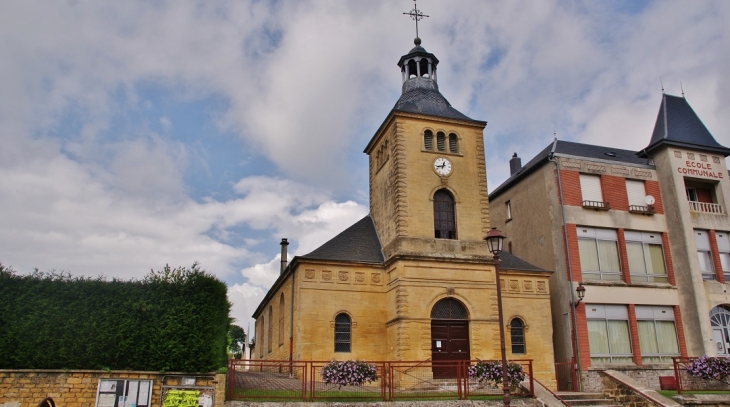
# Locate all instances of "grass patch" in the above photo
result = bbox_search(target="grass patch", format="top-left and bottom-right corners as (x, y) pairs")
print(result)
(658, 390), (730, 398)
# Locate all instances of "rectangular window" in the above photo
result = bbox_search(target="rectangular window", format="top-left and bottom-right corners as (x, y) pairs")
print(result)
(636, 305), (679, 363)
(626, 180), (646, 207)
(587, 304), (633, 364)
(506, 200), (512, 221)
(625, 231), (668, 283)
(716, 232), (730, 281)
(696, 230), (715, 280)
(578, 227), (622, 281)
(580, 174), (607, 209)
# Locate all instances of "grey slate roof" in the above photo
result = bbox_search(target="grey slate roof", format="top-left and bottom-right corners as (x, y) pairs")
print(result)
(392, 77), (476, 122)
(499, 252), (548, 273)
(489, 140), (652, 200)
(642, 94), (730, 156)
(299, 214), (546, 273)
(300, 215), (384, 264)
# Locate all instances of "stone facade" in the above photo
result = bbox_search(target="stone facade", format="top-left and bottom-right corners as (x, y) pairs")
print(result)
(0, 370), (225, 407)
(252, 40), (557, 389)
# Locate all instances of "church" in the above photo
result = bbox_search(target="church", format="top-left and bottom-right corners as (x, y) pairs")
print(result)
(251, 36), (557, 385)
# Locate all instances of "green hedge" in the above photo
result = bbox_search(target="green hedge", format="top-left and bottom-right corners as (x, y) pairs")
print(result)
(0, 263), (230, 372)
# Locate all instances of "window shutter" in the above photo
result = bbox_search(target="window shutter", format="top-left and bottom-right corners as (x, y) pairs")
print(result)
(580, 174), (603, 202)
(626, 180), (646, 207)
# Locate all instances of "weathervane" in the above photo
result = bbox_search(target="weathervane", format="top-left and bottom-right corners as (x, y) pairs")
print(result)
(403, 0), (429, 39)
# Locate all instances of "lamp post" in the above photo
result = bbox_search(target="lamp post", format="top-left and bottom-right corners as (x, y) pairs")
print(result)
(570, 282), (586, 391)
(485, 227), (510, 407)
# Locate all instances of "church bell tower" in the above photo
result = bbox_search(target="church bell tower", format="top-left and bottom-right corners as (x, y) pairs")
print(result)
(364, 38), (491, 262)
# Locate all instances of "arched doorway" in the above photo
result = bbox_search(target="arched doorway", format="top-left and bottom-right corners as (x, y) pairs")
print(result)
(431, 298), (469, 378)
(710, 306), (730, 356)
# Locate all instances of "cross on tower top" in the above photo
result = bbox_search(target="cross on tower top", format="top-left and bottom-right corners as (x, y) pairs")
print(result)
(403, 1), (429, 41)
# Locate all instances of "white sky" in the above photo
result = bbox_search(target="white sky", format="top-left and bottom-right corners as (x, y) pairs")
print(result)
(1, 1), (729, 332)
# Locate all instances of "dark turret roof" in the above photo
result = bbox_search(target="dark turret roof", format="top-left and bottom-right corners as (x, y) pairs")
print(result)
(392, 77), (475, 121)
(641, 94), (729, 156)
(300, 215), (384, 264)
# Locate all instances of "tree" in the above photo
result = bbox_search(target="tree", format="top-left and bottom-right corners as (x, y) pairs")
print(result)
(228, 325), (246, 359)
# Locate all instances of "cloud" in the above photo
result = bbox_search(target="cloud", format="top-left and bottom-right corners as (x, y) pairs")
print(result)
(1, 0), (729, 335)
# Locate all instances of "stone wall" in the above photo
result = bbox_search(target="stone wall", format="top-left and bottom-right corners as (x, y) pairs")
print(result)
(581, 366), (675, 392)
(600, 374), (654, 407)
(0, 370), (225, 407)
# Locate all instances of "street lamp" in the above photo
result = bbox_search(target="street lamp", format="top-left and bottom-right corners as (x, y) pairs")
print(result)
(575, 282), (586, 304)
(485, 227), (510, 407)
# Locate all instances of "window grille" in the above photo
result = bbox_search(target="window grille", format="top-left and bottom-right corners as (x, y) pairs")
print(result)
(430, 298), (468, 319)
(334, 313), (351, 352)
(510, 319), (526, 354)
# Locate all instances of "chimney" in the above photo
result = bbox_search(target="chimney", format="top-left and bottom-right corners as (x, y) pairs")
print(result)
(509, 152), (522, 176)
(280, 238), (289, 274)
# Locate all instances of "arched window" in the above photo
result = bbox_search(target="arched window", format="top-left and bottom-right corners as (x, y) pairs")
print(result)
(431, 298), (468, 319)
(449, 133), (458, 153)
(267, 306), (273, 353)
(434, 189), (456, 239)
(257, 318), (263, 358)
(334, 313), (351, 352)
(710, 306), (730, 356)
(510, 318), (526, 354)
(279, 294), (285, 346)
(436, 132), (446, 151)
(424, 130), (433, 150)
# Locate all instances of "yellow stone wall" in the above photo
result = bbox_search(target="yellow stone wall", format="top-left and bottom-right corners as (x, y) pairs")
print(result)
(253, 110), (555, 389)
(0, 371), (225, 407)
(368, 114), (490, 255)
(254, 257), (557, 388)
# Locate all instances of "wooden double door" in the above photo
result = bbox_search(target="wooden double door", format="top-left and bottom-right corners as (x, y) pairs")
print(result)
(431, 320), (470, 378)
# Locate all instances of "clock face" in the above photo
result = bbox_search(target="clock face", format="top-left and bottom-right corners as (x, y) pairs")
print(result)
(434, 157), (452, 176)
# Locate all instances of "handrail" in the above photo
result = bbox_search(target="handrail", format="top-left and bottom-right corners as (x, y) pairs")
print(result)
(600, 370), (676, 407)
(531, 377), (570, 407)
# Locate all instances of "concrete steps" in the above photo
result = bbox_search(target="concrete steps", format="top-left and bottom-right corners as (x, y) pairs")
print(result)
(555, 392), (622, 407)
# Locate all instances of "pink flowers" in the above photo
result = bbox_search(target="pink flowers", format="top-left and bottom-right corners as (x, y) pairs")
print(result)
(687, 356), (730, 383)
(468, 360), (525, 387)
(320, 360), (379, 388)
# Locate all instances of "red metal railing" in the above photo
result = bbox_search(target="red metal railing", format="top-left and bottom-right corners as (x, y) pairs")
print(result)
(672, 356), (730, 394)
(228, 358), (534, 401)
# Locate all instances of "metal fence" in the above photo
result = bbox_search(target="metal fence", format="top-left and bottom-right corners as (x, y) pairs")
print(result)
(673, 357), (730, 394)
(228, 359), (534, 402)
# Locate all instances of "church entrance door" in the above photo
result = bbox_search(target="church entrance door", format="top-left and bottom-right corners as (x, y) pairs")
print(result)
(430, 298), (470, 379)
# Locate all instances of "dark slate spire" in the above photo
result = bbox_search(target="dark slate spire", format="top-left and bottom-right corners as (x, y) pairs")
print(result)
(391, 39), (476, 122)
(640, 94), (730, 157)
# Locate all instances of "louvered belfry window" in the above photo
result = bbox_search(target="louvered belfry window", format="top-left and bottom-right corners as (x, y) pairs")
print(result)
(436, 132), (446, 151)
(434, 189), (456, 239)
(431, 298), (468, 320)
(448, 133), (458, 153)
(424, 130), (433, 150)
(334, 313), (351, 352)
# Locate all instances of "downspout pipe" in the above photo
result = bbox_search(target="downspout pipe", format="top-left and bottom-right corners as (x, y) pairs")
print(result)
(548, 139), (583, 391)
